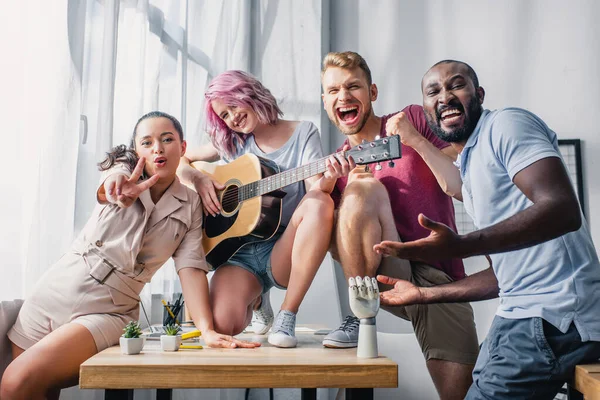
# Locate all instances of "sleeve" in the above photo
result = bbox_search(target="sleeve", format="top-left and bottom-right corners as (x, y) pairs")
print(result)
(96, 164), (132, 204)
(403, 104), (450, 151)
(172, 196), (209, 273)
(300, 122), (325, 165)
(490, 108), (561, 180)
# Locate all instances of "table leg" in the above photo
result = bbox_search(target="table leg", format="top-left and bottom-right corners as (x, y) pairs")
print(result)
(156, 388), (173, 400)
(567, 384), (584, 400)
(301, 388), (317, 400)
(105, 389), (133, 400)
(346, 388), (373, 400)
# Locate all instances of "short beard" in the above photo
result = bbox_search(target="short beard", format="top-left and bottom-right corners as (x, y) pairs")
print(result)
(335, 103), (372, 136)
(425, 95), (482, 143)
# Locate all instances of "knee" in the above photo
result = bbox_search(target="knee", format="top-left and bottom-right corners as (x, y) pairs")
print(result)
(341, 178), (387, 214)
(303, 191), (334, 222)
(212, 307), (248, 336)
(1, 364), (36, 400)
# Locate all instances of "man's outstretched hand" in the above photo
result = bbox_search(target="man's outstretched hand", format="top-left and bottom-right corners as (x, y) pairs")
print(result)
(373, 213), (464, 262)
(349, 276), (380, 319)
(377, 275), (425, 307)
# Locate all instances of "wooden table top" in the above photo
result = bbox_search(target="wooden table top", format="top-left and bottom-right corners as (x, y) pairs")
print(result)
(79, 329), (398, 389)
(573, 364), (600, 400)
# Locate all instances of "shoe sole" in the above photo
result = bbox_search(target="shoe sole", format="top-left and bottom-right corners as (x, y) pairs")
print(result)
(268, 334), (298, 348)
(252, 324), (273, 335)
(322, 339), (358, 349)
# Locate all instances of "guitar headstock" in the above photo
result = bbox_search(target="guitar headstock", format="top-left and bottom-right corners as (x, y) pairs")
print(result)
(345, 135), (402, 165)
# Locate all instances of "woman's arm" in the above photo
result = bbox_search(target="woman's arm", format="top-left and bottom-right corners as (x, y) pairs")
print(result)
(177, 143), (220, 185)
(178, 267), (260, 348)
(177, 143), (225, 216)
(304, 146), (355, 194)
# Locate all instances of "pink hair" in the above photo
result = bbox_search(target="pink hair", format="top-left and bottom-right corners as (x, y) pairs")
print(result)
(204, 70), (283, 159)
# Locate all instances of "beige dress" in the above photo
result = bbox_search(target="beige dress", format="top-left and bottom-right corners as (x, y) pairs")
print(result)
(8, 166), (208, 351)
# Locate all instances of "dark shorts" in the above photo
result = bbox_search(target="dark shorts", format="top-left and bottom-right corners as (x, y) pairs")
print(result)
(466, 316), (600, 399)
(377, 256), (480, 365)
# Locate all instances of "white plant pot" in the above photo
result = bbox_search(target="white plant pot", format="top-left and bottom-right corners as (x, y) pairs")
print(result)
(120, 336), (145, 355)
(160, 335), (182, 352)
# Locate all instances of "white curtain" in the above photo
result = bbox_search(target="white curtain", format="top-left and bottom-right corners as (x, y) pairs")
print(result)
(0, 0), (81, 301)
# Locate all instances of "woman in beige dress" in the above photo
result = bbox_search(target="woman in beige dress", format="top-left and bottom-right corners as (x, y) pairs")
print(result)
(0, 111), (259, 400)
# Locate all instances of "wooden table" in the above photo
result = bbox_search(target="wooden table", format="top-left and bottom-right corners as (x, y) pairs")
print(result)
(80, 329), (398, 400)
(568, 364), (600, 400)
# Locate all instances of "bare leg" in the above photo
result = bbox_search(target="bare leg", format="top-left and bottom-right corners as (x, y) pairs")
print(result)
(0, 323), (98, 400)
(334, 177), (401, 279)
(210, 265), (263, 335)
(333, 177), (472, 397)
(427, 359), (473, 400)
(270, 190), (334, 313)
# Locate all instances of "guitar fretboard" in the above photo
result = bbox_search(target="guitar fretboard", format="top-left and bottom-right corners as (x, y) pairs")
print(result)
(238, 153), (342, 201)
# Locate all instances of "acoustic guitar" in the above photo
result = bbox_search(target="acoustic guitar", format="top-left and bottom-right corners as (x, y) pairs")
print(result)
(191, 135), (402, 268)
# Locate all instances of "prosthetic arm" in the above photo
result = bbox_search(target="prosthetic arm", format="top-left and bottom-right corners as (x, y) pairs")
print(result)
(349, 276), (380, 358)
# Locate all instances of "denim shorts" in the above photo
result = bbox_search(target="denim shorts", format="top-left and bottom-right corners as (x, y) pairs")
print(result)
(466, 315), (600, 399)
(221, 232), (287, 294)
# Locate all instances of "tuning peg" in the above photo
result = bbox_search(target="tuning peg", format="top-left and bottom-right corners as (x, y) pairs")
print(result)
(388, 160), (395, 168)
(375, 162), (382, 171)
(375, 135), (381, 140)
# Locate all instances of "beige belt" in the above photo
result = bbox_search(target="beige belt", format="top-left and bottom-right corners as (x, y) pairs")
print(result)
(77, 246), (145, 302)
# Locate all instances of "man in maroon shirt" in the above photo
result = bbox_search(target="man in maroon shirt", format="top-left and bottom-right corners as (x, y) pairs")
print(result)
(321, 51), (478, 400)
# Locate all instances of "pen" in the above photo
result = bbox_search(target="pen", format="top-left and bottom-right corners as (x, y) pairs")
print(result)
(161, 299), (179, 325)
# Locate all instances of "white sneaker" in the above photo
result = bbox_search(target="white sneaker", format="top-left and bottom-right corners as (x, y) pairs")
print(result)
(250, 292), (273, 335)
(268, 310), (298, 348)
(322, 315), (359, 348)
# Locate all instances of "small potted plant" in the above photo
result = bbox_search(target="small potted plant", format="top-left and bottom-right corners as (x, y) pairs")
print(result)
(120, 321), (144, 355)
(160, 323), (182, 352)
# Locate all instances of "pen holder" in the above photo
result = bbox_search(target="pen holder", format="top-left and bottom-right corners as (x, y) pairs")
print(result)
(162, 302), (185, 326)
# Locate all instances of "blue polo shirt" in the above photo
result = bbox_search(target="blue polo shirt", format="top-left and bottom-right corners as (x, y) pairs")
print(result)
(458, 108), (600, 341)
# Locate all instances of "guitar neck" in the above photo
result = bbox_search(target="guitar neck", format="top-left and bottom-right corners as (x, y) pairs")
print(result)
(238, 154), (336, 201)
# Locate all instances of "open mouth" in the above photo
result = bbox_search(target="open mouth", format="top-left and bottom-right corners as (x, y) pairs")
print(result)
(439, 107), (464, 125)
(154, 157), (167, 167)
(336, 105), (360, 125)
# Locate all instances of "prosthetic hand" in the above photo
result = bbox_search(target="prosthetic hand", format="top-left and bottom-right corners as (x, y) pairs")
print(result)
(349, 277), (380, 358)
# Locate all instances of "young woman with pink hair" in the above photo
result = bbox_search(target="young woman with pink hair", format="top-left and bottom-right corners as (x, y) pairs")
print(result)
(178, 70), (347, 348)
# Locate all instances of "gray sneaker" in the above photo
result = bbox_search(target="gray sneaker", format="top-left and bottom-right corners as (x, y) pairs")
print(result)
(322, 315), (359, 348)
(268, 310), (298, 348)
(250, 292), (273, 335)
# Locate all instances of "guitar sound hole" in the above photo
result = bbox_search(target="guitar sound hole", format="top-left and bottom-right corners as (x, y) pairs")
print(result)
(221, 185), (240, 213)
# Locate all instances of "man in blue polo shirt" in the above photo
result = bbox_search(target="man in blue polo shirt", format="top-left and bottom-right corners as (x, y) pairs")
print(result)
(375, 59), (600, 399)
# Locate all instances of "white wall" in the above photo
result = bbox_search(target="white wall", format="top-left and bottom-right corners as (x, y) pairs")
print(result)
(327, 0), (599, 338)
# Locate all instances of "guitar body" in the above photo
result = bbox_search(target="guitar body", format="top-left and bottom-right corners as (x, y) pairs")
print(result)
(191, 154), (283, 269)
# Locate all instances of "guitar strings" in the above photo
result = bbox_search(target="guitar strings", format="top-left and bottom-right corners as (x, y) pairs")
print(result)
(217, 144), (383, 207)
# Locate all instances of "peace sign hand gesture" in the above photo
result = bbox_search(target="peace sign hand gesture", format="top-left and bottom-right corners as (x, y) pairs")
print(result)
(104, 157), (159, 208)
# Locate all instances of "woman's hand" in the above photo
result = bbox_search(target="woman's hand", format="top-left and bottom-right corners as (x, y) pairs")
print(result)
(192, 171), (225, 216)
(202, 329), (261, 349)
(324, 145), (356, 181)
(104, 157), (159, 208)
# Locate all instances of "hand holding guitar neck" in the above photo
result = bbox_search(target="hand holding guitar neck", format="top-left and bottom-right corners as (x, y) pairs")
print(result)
(324, 144), (356, 180)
